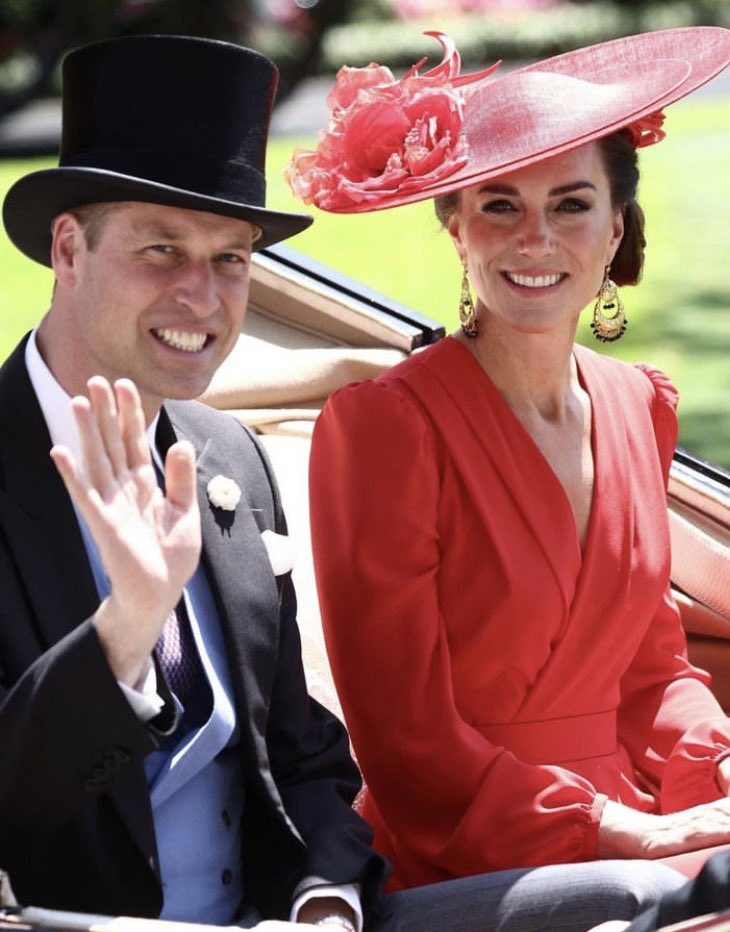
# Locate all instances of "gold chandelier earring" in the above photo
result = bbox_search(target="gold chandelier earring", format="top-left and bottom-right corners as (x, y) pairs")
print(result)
(591, 266), (627, 343)
(459, 263), (478, 338)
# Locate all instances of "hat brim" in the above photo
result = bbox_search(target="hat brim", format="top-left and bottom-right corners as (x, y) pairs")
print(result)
(319, 26), (730, 213)
(2, 167), (313, 266)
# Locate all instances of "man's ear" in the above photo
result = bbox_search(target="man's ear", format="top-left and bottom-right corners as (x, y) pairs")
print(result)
(50, 213), (85, 286)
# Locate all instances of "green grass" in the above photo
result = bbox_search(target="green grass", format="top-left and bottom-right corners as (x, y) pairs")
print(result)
(2, 93), (730, 464)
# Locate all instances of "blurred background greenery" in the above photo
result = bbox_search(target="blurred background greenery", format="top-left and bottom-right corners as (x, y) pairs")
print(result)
(1, 0), (729, 466)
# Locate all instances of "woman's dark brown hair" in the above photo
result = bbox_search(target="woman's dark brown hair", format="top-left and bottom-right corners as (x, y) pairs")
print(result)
(434, 130), (646, 286)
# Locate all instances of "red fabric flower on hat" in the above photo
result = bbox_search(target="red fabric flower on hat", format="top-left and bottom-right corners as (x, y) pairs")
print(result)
(285, 32), (499, 211)
(624, 109), (666, 148)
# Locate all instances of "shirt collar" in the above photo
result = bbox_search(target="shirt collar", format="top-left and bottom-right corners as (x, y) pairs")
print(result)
(25, 329), (162, 468)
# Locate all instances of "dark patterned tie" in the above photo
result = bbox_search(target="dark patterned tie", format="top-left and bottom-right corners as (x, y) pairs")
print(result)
(152, 455), (210, 720)
(156, 596), (205, 707)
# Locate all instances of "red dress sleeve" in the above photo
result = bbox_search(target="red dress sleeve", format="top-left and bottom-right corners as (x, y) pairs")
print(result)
(619, 364), (730, 812)
(310, 378), (605, 884)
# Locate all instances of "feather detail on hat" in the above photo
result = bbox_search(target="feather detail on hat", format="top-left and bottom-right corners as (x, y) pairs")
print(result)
(285, 32), (499, 211)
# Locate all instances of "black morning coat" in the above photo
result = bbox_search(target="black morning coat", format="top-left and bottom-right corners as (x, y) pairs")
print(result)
(0, 335), (388, 922)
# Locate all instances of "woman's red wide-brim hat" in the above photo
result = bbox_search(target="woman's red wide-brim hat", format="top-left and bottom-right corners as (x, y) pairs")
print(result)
(286, 26), (730, 213)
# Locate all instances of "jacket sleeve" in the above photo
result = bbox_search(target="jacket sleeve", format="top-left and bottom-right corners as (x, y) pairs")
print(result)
(0, 490), (164, 844)
(0, 550), (163, 915)
(310, 379), (607, 880)
(617, 364), (730, 811)
(0, 618), (157, 838)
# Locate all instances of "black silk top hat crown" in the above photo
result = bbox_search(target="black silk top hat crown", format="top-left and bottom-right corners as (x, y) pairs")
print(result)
(2, 34), (313, 266)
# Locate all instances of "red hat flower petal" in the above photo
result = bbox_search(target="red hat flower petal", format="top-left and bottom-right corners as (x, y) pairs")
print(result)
(284, 31), (500, 210)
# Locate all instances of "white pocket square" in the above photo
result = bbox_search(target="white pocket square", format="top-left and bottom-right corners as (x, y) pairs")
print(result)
(260, 529), (296, 576)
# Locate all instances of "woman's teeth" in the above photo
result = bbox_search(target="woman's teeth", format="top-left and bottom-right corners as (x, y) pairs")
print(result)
(506, 272), (563, 288)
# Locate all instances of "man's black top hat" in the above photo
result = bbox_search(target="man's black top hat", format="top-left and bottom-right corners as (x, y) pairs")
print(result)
(2, 34), (313, 266)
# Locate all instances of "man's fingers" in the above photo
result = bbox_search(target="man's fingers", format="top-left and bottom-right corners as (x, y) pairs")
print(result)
(71, 394), (116, 494)
(164, 441), (198, 511)
(115, 378), (153, 471)
(49, 444), (81, 492)
(87, 377), (128, 478)
(49, 444), (100, 526)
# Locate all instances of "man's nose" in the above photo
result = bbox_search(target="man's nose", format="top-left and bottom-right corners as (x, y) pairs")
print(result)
(174, 261), (219, 316)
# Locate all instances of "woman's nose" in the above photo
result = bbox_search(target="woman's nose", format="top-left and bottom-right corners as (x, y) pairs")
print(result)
(515, 213), (554, 258)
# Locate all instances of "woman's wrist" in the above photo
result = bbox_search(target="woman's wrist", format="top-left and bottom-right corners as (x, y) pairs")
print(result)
(597, 799), (657, 858)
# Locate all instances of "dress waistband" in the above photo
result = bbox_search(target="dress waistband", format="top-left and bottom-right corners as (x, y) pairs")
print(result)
(475, 709), (617, 765)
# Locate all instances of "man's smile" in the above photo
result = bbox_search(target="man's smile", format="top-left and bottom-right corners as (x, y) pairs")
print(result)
(152, 328), (210, 352)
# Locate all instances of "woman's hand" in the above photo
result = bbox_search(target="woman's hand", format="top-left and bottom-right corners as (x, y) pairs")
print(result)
(598, 797), (730, 859)
(50, 376), (201, 687)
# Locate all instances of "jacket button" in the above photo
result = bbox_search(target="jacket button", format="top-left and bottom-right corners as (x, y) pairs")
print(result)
(221, 869), (233, 886)
(221, 809), (232, 827)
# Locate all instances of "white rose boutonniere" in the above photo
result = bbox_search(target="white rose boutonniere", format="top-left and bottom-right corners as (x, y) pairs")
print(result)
(206, 475), (242, 511)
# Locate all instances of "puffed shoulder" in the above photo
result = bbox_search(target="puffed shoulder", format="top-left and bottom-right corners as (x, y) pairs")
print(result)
(314, 374), (439, 473)
(320, 372), (429, 431)
(633, 362), (679, 478)
(634, 362), (680, 413)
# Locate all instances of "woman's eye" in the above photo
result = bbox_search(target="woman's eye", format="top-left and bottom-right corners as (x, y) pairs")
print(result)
(481, 199), (515, 214)
(557, 198), (591, 213)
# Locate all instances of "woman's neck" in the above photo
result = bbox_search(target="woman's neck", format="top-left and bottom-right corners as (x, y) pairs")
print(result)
(454, 316), (581, 423)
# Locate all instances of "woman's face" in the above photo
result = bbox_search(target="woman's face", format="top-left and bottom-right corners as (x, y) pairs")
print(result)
(447, 141), (624, 337)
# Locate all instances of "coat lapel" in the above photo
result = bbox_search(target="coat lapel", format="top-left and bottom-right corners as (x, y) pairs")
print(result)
(156, 407), (282, 777)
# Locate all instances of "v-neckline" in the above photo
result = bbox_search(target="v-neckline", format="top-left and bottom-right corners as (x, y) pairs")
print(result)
(446, 336), (600, 565)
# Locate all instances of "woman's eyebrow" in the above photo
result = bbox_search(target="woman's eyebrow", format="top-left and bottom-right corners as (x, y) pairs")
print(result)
(476, 181), (598, 196)
(477, 183), (519, 196)
(549, 181), (597, 196)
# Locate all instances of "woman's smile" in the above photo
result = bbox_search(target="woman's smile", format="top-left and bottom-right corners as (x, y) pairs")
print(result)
(502, 271), (568, 290)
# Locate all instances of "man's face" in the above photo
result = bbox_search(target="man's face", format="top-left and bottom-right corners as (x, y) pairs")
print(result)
(44, 201), (256, 421)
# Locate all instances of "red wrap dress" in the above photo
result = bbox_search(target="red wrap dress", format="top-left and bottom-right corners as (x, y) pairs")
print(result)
(310, 335), (730, 890)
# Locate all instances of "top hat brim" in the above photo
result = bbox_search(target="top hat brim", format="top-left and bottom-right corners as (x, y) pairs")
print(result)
(311, 26), (730, 214)
(3, 167), (313, 267)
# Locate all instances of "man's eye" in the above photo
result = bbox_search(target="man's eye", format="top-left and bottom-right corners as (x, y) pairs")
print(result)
(149, 244), (176, 255)
(217, 253), (250, 272)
